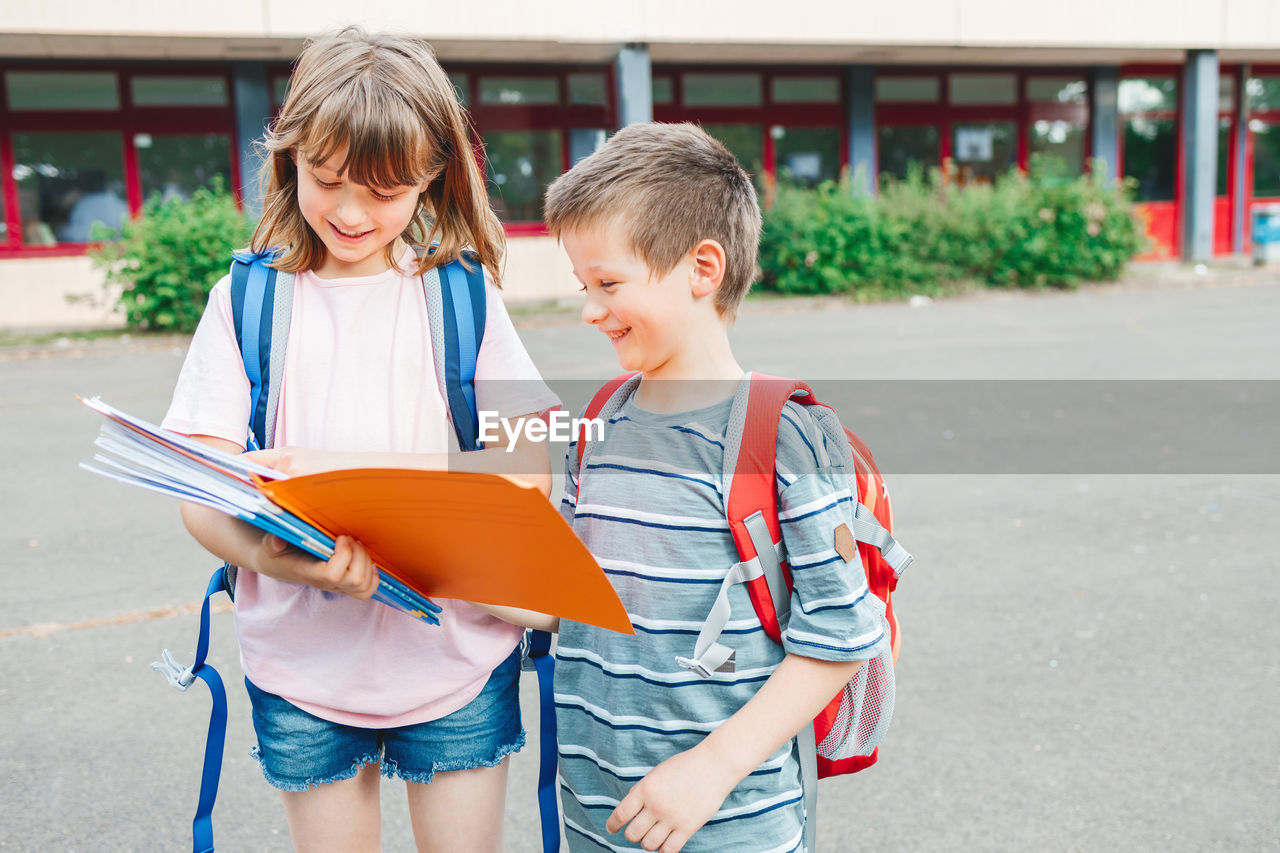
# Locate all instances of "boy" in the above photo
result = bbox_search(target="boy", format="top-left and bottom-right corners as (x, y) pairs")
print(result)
(490, 123), (893, 852)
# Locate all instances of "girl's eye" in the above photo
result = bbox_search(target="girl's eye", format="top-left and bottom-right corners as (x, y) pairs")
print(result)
(315, 178), (340, 190)
(371, 190), (400, 202)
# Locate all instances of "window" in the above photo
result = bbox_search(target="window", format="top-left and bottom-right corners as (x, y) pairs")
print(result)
(1119, 77), (1178, 114)
(480, 77), (559, 106)
(132, 76), (228, 107)
(773, 126), (840, 185)
(701, 124), (764, 176)
(13, 132), (128, 245)
(875, 76), (939, 103)
(448, 72), (469, 107)
(1253, 121), (1280, 198)
(136, 134), (234, 202)
(772, 77), (839, 104)
(483, 130), (562, 222)
(6, 71), (120, 111)
(272, 75), (291, 108)
(652, 76), (674, 105)
(568, 73), (608, 106)
(950, 74), (1017, 106)
(1120, 76), (1179, 203)
(952, 122), (1016, 184)
(878, 126), (940, 182)
(1029, 121), (1086, 181)
(1247, 76), (1280, 113)
(1217, 118), (1231, 197)
(1124, 118), (1178, 201)
(682, 73), (762, 107)
(1027, 77), (1088, 105)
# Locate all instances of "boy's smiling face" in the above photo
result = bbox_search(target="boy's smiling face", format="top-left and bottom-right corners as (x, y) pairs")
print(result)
(562, 222), (712, 381)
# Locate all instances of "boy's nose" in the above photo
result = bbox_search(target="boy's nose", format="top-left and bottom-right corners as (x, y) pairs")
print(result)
(580, 294), (607, 325)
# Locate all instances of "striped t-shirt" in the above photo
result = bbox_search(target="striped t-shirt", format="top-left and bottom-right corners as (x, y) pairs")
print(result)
(556, 393), (892, 852)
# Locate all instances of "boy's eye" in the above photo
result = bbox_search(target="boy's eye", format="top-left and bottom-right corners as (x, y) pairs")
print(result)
(599, 281), (618, 289)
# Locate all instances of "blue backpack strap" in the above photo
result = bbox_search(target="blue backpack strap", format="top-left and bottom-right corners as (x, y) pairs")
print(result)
(150, 565), (231, 853)
(523, 628), (560, 852)
(229, 251), (280, 452)
(438, 254), (486, 451)
(434, 253), (559, 850)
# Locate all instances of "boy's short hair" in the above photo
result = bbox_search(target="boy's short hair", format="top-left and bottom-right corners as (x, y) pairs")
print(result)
(544, 122), (762, 320)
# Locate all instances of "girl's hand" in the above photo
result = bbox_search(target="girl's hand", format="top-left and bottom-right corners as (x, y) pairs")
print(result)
(245, 446), (356, 478)
(606, 744), (740, 853)
(254, 533), (380, 600)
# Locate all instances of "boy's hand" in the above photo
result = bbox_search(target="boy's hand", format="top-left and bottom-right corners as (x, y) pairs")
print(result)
(245, 446), (356, 478)
(254, 533), (379, 600)
(606, 744), (739, 853)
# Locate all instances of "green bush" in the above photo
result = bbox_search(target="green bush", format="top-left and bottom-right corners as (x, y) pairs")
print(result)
(758, 159), (1143, 299)
(90, 177), (254, 332)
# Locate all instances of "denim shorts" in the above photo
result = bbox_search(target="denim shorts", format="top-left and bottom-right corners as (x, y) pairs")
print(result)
(244, 650), (525, 792)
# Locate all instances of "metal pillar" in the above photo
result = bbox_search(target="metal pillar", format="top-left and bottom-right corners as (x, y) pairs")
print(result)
(1182, 50), (1219, 262)
(1090, 66), (1120, 182)
(844, 65), (875, 196)
(231, 62), (271, 217)
(614, 44), (652, 128)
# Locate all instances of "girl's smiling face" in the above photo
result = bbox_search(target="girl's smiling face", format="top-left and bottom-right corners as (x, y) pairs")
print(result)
(295, 148), (430, 278)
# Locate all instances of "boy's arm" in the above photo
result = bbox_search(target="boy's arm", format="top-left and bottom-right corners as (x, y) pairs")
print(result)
(246, 411), (554, 497)
(607, 653), (861, 853)
(178, 436), (379, 599)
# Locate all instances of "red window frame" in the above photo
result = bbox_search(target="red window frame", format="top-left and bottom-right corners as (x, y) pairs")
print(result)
(1245, 64), (1280, 232)
(452, 63), (617, 235)
(1116, 64), (1184, 260)
(652, 64), (847, 189)
(0, 61), (242, 259)
(873, 67), (1091, 179)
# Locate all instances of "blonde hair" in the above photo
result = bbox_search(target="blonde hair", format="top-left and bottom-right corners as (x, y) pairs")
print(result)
(544, 122), (761, 319)
(252, 26), (504, 282)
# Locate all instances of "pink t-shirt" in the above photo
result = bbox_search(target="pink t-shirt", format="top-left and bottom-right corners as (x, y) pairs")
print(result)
(164, 249), (560, 727)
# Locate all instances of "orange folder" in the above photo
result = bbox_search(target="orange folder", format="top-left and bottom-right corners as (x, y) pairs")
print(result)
(258, 469), (633, 634)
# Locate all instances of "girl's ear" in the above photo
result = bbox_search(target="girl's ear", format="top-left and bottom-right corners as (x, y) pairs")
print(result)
(689, 239), (726, 300)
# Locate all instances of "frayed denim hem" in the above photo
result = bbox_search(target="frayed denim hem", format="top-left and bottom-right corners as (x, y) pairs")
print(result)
(249, 745), (382, 792)
(381, 729), (527, 785)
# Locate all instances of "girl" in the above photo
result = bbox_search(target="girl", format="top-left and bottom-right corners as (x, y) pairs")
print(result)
(165, 27), (559, 852)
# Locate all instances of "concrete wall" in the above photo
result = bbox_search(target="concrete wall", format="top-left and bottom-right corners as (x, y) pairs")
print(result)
(0, 257), (121, 330)
(0, 237), (579, 331)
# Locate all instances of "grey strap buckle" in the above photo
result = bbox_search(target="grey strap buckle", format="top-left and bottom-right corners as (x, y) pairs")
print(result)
(150, 649), (196, 692)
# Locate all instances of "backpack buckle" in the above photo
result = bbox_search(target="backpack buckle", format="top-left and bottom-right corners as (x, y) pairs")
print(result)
(150, 648), (197, 691)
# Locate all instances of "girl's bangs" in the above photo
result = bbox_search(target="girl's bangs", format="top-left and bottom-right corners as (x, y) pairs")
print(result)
(297, 85), (433, 190)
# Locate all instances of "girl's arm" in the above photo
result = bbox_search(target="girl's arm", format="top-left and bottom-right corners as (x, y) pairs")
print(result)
(178, 435), (380, 599)
(247, 411), (554, 497)
(468, 603), (559, 633)
(606, 654), (863, 853)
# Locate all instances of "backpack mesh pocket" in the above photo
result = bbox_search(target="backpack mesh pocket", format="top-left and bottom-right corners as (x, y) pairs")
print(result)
(816, 636), (895, 761)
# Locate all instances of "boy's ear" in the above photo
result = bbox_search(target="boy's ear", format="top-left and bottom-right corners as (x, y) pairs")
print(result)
(689, 239), (726, 300)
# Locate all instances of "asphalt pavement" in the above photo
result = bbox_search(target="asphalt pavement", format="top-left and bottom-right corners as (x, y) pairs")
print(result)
(2, 269), (1278, 851)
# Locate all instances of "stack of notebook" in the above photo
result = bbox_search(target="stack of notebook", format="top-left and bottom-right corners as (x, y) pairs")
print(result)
(79, 396), (632, 633)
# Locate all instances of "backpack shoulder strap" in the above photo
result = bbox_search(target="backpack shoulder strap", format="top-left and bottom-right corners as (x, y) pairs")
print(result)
(424, 252), (487, 452)
(228, 250), (293, 451)
(722, 372), (815, 644)
(575, 372), (641, 485)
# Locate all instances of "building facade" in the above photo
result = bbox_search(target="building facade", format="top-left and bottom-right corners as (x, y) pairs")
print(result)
(2, 1), (1279, 327)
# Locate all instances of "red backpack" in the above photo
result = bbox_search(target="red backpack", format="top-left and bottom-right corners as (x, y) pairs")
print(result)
(577, 372), (911, 852)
